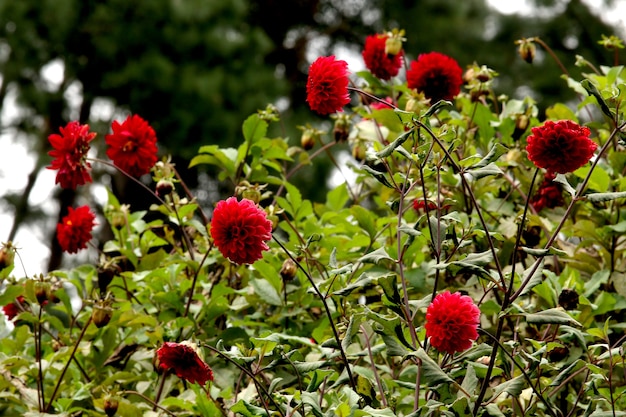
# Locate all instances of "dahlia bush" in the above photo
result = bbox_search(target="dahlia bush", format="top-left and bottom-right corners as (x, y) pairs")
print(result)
(1, 29), (626, 417)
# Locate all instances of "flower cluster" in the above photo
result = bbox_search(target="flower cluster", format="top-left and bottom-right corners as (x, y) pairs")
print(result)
(425, 291), (480, 355)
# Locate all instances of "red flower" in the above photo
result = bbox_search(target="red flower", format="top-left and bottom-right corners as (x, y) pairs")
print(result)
(57, 206), (96, 254)
(157, 341), (213, 385)
(406, 52), (463, 103)
(425, 291), (480, 355)
(531, 172), (565, 212)
(105, 115), (158, 177)
(526, 120), (597, 174)
(413, 199), (438, 212)
(47, 121), (96, 189)
(210, 197), (272, 264)
(306, 56), (351, 115)
(362, 34), (404, 80)
(2, 296), (25, 321)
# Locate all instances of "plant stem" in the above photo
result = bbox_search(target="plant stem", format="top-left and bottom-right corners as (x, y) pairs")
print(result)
(272, 235), (358, 393)
(46, 316), (92, 412)
(121, 390), (177, 417)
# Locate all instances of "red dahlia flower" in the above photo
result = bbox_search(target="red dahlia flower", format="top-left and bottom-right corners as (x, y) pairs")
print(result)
(157, 341), (213, 385)
(57, 205), (96, 254)
(306, 56), (351, 115)
(362, 34), (404, 80)
(525, 120), (597, 174)
(105, 114), (158, 177)
(2, 296), (25, 321)
(47, 121), (96, 189)
(406, 52), (463, 104)
(425, 291), (480, 355)
(530, 172), (565, 212)
(210, 197), (272, 264)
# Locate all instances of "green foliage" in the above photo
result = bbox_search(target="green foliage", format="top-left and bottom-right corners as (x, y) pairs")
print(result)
(2, 23), (626, 417)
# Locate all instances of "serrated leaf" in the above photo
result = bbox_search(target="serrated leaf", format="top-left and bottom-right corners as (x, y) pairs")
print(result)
(553, 173), (577, 196)
(361, 164), (394, 188)
(230, 399), (269, 417)
(490, 375), (525, 400)
(242, 113), (268, 145)
(519, 258), (545, 297)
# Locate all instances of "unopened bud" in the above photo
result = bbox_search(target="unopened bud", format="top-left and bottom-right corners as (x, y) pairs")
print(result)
(241, 189), (262, 205)
(92, 301), (113, 328)
(0, 243), (15, 271)
(104, 396), (119, 417)
(517, 39), (536, 63)
(34, 282), (49, 304)
(280, 259), (298, 281)
(351, 143), (367, 162)
(156, 179), (174, 198)
(300, 129), (316, 150)
(385, 36), (403, 56)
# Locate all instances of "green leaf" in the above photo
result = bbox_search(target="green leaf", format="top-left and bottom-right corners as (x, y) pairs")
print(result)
(358, 247), (394, 264)
(375, 129), (414, 158)
(360, 164), (394, 188)
(490, 375), (525, 400)
(242, 113), (268, 145)
(581, 79), (614, 119)
(554, 173), (576, 196)
(470, 143), (508, 169)
(250, 278), (282, 306)
(465, 162), (502, 179)
(585, 191), (626, 202)
(230, 400), (269, 417)
(408, 348), (454, 386)
(516, 307), (582, 327)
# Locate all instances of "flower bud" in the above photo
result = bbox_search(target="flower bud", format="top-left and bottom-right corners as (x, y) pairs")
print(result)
(517, 39), (536, 63)
(104, 396), (119, 417)
(156, 179), (174, 198)
(92, 301), (114, 328)
(300, 129), (316, 150)
(98, 263), (118, 295)
(241, 188), (262, 205)
(34, 281), (49, 304)
(332, 114), (351, 143)
(558, 289), (579, 310)
(0, 243), (15, 271)
(280, 259), (298, 281)
(351, 143), (367, 162)
(385, 36), (403, 56)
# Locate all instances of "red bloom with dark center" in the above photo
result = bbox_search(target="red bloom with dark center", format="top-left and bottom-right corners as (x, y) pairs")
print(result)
(2, 296), (25, 321)
(157, 341), (213, 385)
(526, 120), (597, 174)
(531, 172), (565, 212)
(105, 115), (158, 177)
(210, 197), (272, 264)
(362, 34), (404, 80)
(406, 52), (463, 103)
(306, 56), (351, 115)
(47, 121), (96, 189)
(57, 205), (96, 254)
(425, 291), (480, 355)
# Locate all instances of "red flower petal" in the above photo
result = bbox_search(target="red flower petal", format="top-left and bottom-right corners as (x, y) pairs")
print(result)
(406, 52), (463, 103)
(525, 120), (597, 174)
(210, 197), (273, 264)
(47, 121), (96, 189)
(362, 34), (404, 80)
(425, 291), (480, 355)
(306, 56), (351, 115)
(105, 114), (158, 177)
(157, 342), (213, 385)
(56, 206), (96, 254)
